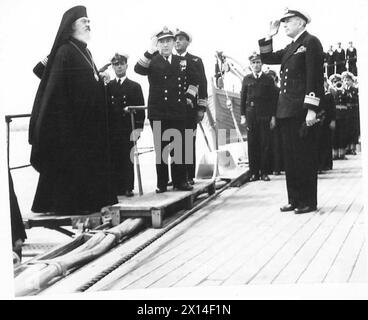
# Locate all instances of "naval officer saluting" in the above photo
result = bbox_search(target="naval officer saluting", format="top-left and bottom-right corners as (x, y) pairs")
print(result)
(135, 27), (199, 193)
(259, 8), (324, 214)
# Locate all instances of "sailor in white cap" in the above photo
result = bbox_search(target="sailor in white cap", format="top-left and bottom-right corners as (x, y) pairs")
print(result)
(258, 8), (324, 214)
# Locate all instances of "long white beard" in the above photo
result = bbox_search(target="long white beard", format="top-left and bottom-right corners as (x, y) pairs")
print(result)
(73, 31), (91, 44)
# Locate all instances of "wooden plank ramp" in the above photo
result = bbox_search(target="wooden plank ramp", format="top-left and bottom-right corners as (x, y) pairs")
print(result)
(90, 154), (365, 292)
(110, 179), (216, 228)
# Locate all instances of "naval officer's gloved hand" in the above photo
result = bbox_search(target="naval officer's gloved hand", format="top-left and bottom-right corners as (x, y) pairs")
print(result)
(148, 35), (158, 54)
(186, 98), (194, 109)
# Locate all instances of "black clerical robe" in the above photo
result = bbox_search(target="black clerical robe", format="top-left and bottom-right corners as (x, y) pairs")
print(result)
(30, 38), (116, 214)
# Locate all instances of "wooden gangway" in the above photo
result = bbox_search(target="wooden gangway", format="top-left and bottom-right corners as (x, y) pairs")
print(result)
(40, 154), (366, 295)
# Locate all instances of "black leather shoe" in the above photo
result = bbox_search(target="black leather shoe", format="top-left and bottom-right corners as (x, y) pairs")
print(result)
(174, 182), (193, 191)
(280, 204), (295, 212)
(261, 174), (270, 181)
(249, 174), (260, 182)
(155, 187), (167, 194)
(125, 190), (134, 197)
(294, 206), (317, 214)
(188, 179), (195, 185)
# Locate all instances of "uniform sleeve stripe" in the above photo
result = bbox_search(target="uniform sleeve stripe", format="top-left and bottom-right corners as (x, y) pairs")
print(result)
(304, 94), (320, 106)
(198, 99), (207, 107)
(260, 43), (273, 54)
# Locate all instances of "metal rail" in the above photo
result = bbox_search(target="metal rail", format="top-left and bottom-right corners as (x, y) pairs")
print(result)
(5, 114), (32, 173)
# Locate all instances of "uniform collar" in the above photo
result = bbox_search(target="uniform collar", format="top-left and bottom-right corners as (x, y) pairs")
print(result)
(162, 54), (173, 63)
(177, 51), (187, 57)
(116, 76), (127, 83)
(292, 29), (306, 42)
(253, 71), (263, 79)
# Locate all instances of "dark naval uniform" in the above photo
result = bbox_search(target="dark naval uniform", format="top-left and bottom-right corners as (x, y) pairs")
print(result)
(331, 86), (348, 155)
(324, 50), (335, 78)
(346, 47), (357, 76)
(259, 29), (324, 210)
(334, 48), (346, 74)
(240, 72), (278, 177)
(317, 92), (336, 171)
(180, 52), (208, 181)
(134, 51), (198, 190)
(107, 77), (145, 196)
(344, 85), (360, 147)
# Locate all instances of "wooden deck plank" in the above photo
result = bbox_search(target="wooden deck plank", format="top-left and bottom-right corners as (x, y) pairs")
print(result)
(274, 193), (361, 284)
(149, 200), (291, 288)
(144, 176), (294, 287)
(92, 188), (251, 290)
(349, 240), (368, 283)
(99, 183), (283, 290)
(272, 167), (361, 284)
(251, 173), (359, 284)
(126, 194), (278, 289)
(323, 207), (365, 283)
(220, 166), (349, 286)
(43, 155), (365, 294)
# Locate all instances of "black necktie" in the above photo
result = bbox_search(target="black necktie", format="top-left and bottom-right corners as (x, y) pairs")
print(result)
(117, 78), (121, 85)
(165, 56), (170, 64)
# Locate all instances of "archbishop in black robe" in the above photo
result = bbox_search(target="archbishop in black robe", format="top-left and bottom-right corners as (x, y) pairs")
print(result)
(29, 6), (116, 214)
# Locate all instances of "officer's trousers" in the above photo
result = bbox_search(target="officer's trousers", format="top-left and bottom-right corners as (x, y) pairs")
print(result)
(278, 117), (319, 208)
(247, 115), (271, 176)
(150, 119), (187, 189)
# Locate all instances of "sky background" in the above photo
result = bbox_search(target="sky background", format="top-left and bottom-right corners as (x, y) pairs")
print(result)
(0, 0), (368, 299)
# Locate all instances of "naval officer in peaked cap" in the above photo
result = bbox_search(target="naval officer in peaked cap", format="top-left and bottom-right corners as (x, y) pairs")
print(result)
(174, 28), (208, 185)
(107, 52), (145, 198)
(135, 27), (199, 193)
(259, 8), (324, 214)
